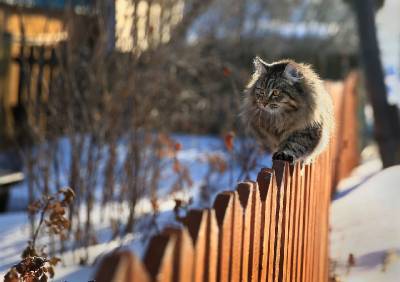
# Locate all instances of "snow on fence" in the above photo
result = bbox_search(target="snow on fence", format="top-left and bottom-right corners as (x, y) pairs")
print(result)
(93, 72), (359, 282)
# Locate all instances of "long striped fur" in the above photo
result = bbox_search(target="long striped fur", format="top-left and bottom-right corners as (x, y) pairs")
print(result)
(240, 57), (334, 164)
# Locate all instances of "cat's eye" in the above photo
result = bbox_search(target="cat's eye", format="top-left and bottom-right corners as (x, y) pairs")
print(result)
(270, 90), (279, 98)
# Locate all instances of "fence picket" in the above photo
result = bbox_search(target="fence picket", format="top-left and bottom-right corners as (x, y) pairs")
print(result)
(204, 209), (218, 282)
(237, 182), (256, 282)
(284, 164), (296, 282)
(94, 251), (151, 282)
(271, 161), (286, 282)
(230, 191), (244, 282)
(290, 163), (301, 282)
(300, 165), (310, 282)
(256, 170), (273, 281)
(247, 182), (262, 282)
(163, 227), (194, 282)
(183, 210), (208, 282)
(264, 171), (277, 282)
(213, 192), (234, 282)
(144, 233), (176, 282)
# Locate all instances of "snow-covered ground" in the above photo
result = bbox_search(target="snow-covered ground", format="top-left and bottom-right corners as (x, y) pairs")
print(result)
(6, 134), (269, 211)
(330, 148), (400, 282)
(0, 134), (270, 281)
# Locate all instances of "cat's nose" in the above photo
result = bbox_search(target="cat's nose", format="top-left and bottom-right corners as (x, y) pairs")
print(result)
(262, 101), (268, 107)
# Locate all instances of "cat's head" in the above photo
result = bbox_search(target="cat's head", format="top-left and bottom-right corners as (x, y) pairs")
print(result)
(247, 57), (314, 114)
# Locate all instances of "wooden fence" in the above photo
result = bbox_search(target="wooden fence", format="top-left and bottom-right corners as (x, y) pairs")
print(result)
(327, 72), (360, 188)
(93, 73), (360, 282)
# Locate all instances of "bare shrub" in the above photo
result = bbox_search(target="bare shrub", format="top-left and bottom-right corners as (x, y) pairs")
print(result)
(3, 188), (73, 282)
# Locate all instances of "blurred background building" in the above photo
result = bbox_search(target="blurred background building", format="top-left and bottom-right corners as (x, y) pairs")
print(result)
(0, 0), (90, 147)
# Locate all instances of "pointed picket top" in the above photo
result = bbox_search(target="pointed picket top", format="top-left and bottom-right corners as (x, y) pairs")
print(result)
(182, 209), (208, 245)
(272, 160), (291, 188)
(285, 161), (302, 282)
(213, 191), (234, 227)
(230, 191), (244, 282)
(237, 182), (252, 209)
(94, 250), (150, 282)
(144, 232), (177, 282)
(244, 182), (262, 282)
(271, 160), (292, 282)
(181, 209), (207, 282)
(213, 191), (235, 282)
(163, 227), (194, 282)
(280, 159), (296, 282)
(256, 168), (275, 281)
(257, 168), (274, 201)
(236, 182), (256, 282)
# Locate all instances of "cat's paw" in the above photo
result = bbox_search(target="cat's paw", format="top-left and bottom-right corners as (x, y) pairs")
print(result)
(272, 151), (295, 164)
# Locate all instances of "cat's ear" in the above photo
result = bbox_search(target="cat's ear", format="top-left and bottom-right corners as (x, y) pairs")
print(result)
(284, 63), (303, 83)
(253, 56), (268, 74)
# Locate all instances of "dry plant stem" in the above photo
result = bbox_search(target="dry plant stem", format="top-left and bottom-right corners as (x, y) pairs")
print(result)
(31, 200), (50, 251)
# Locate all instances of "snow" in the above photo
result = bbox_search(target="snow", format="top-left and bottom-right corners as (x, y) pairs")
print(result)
(331, 156), (400, 281)
(6, 134), (269, 211)
(376, 0), (400, 108)
(0, 134), (270, 281)
(0, 208), (129, 281)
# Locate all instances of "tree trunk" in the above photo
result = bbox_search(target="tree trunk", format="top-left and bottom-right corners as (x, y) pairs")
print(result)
(95, 0), (115, 53)
(105, 0), (116, 53)
(352, 0), (400, 167)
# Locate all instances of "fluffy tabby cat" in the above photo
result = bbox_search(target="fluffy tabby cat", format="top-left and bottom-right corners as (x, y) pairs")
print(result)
(241, 57), (334, 164)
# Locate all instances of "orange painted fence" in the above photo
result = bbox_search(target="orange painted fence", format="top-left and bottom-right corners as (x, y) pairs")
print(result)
(94, 73), (360, 282)
(327, 72), (360, 188)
